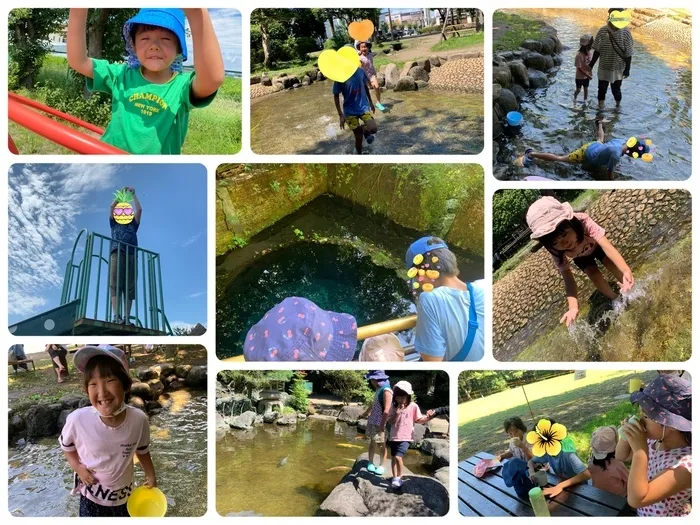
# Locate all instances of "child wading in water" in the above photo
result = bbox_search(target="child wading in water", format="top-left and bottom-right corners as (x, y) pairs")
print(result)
(526, 196), (635, 327)
(574, 34), (594, 102)
(67, 8), (224, 154)
(496, 417), (534, 462)
(617, 374), (692, 516)
(588, 426), (629, 497)
(518, 120), (652, 179)
(363, 371), (393, 474)
(333, 49), (377, 155)
(60, 345), (156, 517)
(355, 40), (385, 112)
(388, 381), (436, 488)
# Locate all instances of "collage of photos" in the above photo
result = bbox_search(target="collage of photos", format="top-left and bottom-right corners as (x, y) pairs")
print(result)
(3, 4), (694, 522)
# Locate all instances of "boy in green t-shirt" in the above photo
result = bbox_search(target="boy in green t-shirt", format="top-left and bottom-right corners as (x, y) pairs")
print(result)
(67, 8), (224, 154)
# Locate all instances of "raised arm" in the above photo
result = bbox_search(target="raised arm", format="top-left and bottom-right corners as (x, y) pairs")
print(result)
(67, 9), (94, 78)
(184, 9), (225, 99)
(126, 187), (143, 223)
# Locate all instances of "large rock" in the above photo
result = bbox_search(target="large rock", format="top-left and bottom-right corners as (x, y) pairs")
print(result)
(263, 411), (279, 423)
(147, 379), (165, 398)
(394, 77), (417, 92)
(138, 366), (160, 382)
(338, 406), (366, 424)
(131, 381), (153, 401)
(434, 466), (450, 490)
(217, 394), (253, 416)
(318, 455), (449, 516)
(400, 60), (418, 77)
(317, 71), (326, 81)
(384, 63), (399, 89)
(408, 66), (429, 82)
(229, 410), (257, 430)
(415, 80), (428, 90)
(544, 55), (555, 70)
(511, 84), (528, 102)
(493, 108), (503, 138)
(170, 379), (186, 390)
(377, 73), (385, 87)
(540, 37), (556, 55)
(527, 69), (548, 88)
(159, 363), (175, 379)
(60, 393), (86, 409)
(420, 58), (431, 73)
(421, 438), (450, 469)
(261, 76), (272, 87)
(175, 364), (192, 378)
(305, 69), (318, 81)
(524, 52), (547, 72)
(492, 83), (502, 102)
(25, 404), (59, 438)
(9, 414), (25, 436)
(552, 54), (563, 66)
(250, 75), (261, 85)
(186, 366), (207, 388)
(57, 409), (73, 431)
(412, 423), (428, 445)
(129, 396), (147, 411)
(428, 55), (441, 67)
(509, 61), (529, 87)
(496, 88), (519, 114)
(302, 75), (311, 86)
(493, 66), (512, 88)
(283, 76), (299, 89)
(521, 39), (543, 52)
(276, 414), (298, 426)
(146, 401), (161, 413)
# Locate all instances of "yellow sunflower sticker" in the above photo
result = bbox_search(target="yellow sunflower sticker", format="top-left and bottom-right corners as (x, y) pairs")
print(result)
(526, 419), (568, 457)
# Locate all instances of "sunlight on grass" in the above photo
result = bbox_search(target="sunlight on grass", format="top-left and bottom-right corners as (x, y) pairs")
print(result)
(493, 12), (546, 52)
(430, 32), (484, 52)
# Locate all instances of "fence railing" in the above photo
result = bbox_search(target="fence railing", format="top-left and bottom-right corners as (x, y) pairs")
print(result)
(61, 229), (173, 334)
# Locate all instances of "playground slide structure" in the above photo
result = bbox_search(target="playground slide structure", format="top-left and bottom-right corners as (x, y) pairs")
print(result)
(8, 92), (126, 154)
(9, 229), (173, 336)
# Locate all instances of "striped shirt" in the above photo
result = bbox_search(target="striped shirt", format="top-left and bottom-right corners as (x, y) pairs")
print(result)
(593, 26), (634, 74)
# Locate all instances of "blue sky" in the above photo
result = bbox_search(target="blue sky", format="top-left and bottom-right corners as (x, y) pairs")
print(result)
(184, 8), (241, 72)
(7, 164), (207, 331)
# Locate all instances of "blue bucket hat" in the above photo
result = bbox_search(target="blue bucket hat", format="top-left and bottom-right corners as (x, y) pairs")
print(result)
(122, 8), (187, 71)
(405, 237), (448, 269)
(364, 370), (389, 381)
(244, 297), (358, 362)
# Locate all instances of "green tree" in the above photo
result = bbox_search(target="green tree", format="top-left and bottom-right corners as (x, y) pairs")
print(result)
(492, 189), (541, 247)
(85, 9), (138, 61)
(323, 370), (371, 405)
(287, 372), (309, 412)
(252, 9), (294, 68)
(8, 8), (67, 89)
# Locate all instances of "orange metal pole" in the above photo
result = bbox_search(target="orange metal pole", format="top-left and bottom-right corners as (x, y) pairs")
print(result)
(9, 92), (106, 135)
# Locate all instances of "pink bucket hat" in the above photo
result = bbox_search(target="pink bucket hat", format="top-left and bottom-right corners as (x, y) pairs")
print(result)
(591, 426), (618, 459)
(526, 196), (574, 239)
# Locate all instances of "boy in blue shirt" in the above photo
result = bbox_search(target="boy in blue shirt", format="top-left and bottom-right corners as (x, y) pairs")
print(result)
(518, 119), (652, 179)
(333, 66), (377, 154)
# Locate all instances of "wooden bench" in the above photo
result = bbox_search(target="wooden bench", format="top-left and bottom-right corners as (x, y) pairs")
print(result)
(8, 358), (35, 373)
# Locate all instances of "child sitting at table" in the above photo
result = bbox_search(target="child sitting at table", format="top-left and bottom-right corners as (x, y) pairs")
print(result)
(588, 426), (629, 497)
(496, 416), (534, 462)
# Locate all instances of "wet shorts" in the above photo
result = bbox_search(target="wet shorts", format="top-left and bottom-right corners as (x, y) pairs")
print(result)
(366, 423), (387, 443)
(568, 142), (593, 163)
(346, 112), (373, 131)
(575, 78), (590, 88)
(390, 441), (410, 457)
(79, 495), (129, 517)
(573, 244), (607, 271)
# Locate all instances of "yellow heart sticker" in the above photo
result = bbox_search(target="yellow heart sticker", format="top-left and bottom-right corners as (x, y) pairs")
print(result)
(318, 48), (359, 82)
(407, 267), (418, 278)
(609, 10), (632, 29)
(348, 19), (375, 42)
(412, 254), (424, 265)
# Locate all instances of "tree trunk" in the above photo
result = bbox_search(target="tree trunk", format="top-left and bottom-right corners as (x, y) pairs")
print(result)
(87, 8), (110, 58)
(327, 16), (335, 37)
(439, 9), (450, 42)
(261, 22), (271, 68)
(387, 9), (392, 37)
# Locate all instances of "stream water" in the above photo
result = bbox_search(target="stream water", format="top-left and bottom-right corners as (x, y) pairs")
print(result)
(216, 417), (434, 516)
(8, 391), (207, 517)
(495, 13), (692, 181)
(216, 195), (484, 359)
(251, 81), (484, 155)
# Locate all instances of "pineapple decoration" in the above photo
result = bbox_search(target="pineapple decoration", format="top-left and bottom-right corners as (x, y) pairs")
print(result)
(113, 188), (135, 225)
(407, 252), (441, 295)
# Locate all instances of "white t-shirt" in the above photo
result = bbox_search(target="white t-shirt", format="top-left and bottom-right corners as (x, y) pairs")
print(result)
(59, 406), (150, 507)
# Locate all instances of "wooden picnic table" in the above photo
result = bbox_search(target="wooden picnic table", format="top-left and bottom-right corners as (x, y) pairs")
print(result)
(459, 452), (633, 517)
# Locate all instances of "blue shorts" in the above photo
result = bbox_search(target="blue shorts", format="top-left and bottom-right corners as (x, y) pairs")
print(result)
(390, 441), (410, 457)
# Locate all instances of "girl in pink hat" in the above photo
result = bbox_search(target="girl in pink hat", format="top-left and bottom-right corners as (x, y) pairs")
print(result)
(526, 196), (634, 327)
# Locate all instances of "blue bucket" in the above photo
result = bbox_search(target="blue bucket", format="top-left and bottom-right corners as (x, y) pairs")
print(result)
(506, 111), (523, 127)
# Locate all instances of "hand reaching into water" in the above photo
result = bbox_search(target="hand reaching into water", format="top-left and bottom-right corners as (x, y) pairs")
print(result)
(618, 270), (635, 294)
(560, 308), (578, 327)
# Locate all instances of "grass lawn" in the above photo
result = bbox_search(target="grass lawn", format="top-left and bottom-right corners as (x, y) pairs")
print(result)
(430, 32), (484, 52)
(493, 11), (547, 52)
(9, 56), (241, 154)
(458, 369), (658, 461)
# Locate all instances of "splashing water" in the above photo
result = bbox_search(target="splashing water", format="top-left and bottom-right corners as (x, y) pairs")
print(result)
(567, 269), (664, 359)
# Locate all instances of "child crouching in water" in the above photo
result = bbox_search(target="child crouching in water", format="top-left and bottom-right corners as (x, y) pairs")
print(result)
(526, 196), (635, 327)
(67, 8), (224, 154)
(588, 426), (629, 497)
(388, 381), (437, 488)
(617, 374), (691, 516)
(60, 345), (155, 517)
(496, 416), (533, 462)
(574, 34), (594, 102)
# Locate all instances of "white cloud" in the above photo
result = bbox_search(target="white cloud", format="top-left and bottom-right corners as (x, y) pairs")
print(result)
(186, 292), (205, 299)
(184, 8), (241, 71)
(8, 164), (119, 318)
(181, 232), (204, 247)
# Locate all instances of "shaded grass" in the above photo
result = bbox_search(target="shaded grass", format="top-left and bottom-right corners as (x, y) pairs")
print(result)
(493, 12), (547, 52)
(458, 370), (657, 461)
(430, 32), (484, 52)
(513, 232), (692, 362)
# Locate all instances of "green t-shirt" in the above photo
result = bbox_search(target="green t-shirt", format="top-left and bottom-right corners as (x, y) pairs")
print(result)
(87, 59), (215, 154)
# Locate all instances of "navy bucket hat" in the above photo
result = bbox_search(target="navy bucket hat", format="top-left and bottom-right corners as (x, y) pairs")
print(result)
(244, 297), (358, 362)
(630, 374), (691, 432)
(122, 8), (188, 70)
(405, 236), (448, 269)
(364, 370), (389, 381)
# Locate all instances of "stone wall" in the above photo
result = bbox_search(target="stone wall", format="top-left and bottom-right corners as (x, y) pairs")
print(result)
(493, 190), (692, 359)
(492, 25), (563, 142)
